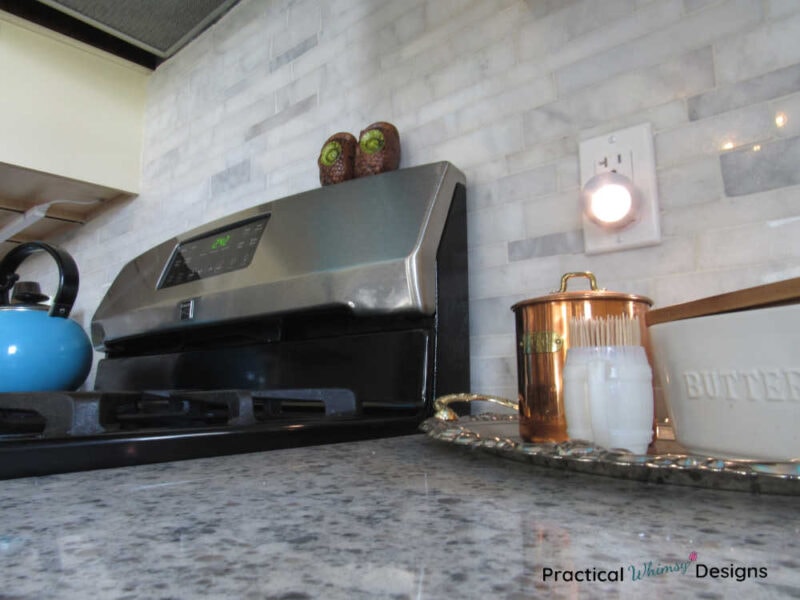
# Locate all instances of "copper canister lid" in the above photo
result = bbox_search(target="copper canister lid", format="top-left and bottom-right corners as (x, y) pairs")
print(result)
(511, 271), (653, 311)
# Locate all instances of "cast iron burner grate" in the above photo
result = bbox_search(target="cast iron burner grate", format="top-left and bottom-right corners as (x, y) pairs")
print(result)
(0, 390), (422, 479)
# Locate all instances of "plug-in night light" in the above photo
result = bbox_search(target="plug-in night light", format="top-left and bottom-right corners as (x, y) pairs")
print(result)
(582, 172), (638, 229)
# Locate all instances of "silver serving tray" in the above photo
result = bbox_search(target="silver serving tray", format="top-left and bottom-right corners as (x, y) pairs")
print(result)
(420, 413), (800, 495)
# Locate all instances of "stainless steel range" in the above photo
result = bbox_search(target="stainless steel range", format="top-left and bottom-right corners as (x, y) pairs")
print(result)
(0, 162), (469, 478)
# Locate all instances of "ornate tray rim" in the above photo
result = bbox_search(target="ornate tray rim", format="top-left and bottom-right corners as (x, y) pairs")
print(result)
(420, 413), (800, 496)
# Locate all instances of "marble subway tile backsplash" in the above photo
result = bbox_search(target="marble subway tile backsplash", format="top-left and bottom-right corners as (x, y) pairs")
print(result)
(721, 135), (800, 196)
(210, 160), (251, 196)
(688, 63), (800, 121)
(34, 0), (800, 397)
(508, 230), (584, 262)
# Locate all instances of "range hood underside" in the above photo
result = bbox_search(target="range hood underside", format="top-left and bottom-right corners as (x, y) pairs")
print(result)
(0, 0), (240, 68)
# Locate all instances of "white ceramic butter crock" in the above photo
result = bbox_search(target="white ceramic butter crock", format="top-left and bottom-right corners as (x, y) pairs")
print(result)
(649, 303), (800, 461)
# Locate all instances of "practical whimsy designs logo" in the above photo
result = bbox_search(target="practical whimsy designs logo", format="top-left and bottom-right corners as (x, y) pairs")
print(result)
(628, 552), (697, 581)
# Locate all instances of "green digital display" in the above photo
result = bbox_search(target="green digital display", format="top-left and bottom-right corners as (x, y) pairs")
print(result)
(159, 215), (269, 289)
(211, 234), (231, 250)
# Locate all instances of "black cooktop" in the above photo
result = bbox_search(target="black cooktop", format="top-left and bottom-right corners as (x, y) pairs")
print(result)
(0, 389), (421, 479)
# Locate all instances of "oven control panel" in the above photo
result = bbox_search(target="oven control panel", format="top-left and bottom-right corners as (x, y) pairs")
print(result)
(158, 215), (269, 289)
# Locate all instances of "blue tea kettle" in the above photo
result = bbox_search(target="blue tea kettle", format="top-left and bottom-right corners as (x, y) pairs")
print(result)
(0, 241), (92, 392)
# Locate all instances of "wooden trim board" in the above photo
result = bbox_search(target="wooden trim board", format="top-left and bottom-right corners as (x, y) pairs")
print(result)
(646, 278), (800, 326)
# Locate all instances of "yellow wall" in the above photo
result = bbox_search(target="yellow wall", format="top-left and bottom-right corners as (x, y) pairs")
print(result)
(0, 11), (150, 193)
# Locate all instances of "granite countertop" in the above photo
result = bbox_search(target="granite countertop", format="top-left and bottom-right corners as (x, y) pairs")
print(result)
(1, 432), (799, 599)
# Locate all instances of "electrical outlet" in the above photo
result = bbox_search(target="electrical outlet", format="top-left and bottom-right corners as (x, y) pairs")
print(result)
(578, 123), (661, 254)
(594, 147), (633, 179)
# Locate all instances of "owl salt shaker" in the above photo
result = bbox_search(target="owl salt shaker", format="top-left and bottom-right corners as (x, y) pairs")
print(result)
(355, 121), (400, 177)
(318, 132), (357, 186)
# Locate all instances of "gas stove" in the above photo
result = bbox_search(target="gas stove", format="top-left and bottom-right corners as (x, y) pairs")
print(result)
(0, 162), (469, 479)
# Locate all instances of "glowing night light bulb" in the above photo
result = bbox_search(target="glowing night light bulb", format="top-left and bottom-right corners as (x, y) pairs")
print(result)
(588, 184), (633, 224)
(581, 171), (639, 229)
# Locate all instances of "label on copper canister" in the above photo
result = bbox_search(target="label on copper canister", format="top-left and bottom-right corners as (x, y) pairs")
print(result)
(520, 331), (564, 354)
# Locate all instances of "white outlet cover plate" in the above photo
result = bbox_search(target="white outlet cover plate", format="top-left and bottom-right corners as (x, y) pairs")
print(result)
(578, 123), (661, 254)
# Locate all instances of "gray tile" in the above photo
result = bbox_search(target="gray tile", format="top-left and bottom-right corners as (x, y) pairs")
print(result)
(211, 160), (250, 196)
(508, 230), (584, 262)
(245, 94), (317, 141)
(720, 135), (800, 196)
(270, 35), (319, 72)
(688, 63), (800, 121)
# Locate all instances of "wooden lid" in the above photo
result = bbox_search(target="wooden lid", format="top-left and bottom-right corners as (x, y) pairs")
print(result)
(646, 277), (800, 326)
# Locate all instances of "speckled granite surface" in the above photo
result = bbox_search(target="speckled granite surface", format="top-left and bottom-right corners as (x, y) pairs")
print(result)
(1, 433), (799, 599)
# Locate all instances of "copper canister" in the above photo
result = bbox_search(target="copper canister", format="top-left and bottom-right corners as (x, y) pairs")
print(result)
(511, 272), (653, 443)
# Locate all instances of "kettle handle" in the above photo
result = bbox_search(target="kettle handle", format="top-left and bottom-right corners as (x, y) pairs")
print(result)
(0, 242), (79, 318)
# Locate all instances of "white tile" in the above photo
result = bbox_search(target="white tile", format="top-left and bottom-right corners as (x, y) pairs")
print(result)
(655, 98), (779, 169)
(488, 165), (559, 209)
(319, 0), (382, 42)
(380, 0), (517, 70)
(469, 294), (525, 337)
(456, 77), (556, 138)
(657, 156), (724, 209)
(467, 201), (526, 247)
(470, 334), (516, 359)
(391, 77), (436, 119)
(568, 237), (696, 282)
(272, 2), (320, 59)
(767, 0), (800, 19)
(395, 2), (428, 37)
(519, 0), (681, 73)
(715, 11), (800, 85)
(651, 262), (800, 306)
(211, 0), (279, 53)
(517, 0), (637, 63)
(470, 254), (565, 301)
(448, 2), (523, 58)
(328, 0), (423, 48)
(522, 191), (583, 239)
(431, 115), (525, 169)
(431, 42), (516, 104)
(683, 0), (721, 12)
(658, 187), (800, 238)
(424, 0), (484, 30)
(468, 242), (509, 271)
(696, 215), (800, 269)
(469, 356), (517, 392)
(524, 48), (714, 143)
(276, 69), (323, 112)
(768, 91), (800, 140)
(556, 155), (580, 192)
(555, 0), (759, 95)
(507, 137), (576, 174)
